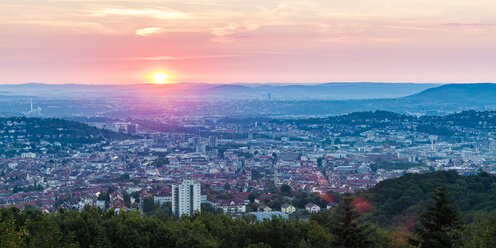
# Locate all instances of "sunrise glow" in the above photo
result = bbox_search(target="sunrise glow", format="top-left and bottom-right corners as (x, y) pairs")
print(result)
(146, 71), (174, 84)
(1, 0), (496, 84)
(152, 72), (168, 84)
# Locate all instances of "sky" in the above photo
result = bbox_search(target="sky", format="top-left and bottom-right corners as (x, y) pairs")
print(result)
(1, 0), (495, 84)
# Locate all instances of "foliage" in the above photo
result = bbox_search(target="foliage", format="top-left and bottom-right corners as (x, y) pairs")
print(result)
(142, 196), (157, 215)
(369, 161), (424, 172)
(457, 210), (496, 248)
(409, 187), (461, 248)
(330, 194), (372, 248)
(280, 184), (291, 195)
(151, 158), (170, 168)
(361, 171), (496, 225)
(1, 171), (495, 247)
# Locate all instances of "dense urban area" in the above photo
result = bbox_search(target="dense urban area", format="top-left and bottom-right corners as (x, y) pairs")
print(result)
(1, 110), (496, 214)
(2, 101), (496, 247)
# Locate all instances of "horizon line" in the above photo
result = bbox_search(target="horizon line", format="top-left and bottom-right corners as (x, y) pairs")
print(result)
(2, 81), (496, 87)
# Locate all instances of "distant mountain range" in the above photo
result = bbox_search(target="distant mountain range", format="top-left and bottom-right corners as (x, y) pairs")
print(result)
(0, 82), (439, 100)
(0, 82), (495, 117)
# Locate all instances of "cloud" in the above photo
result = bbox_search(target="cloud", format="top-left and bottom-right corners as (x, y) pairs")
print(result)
(135, 27), (163, 36)
(95, 8), (188, 19)
(97, 54), (240, 62)
(210, 22), (261, 42)
(443, 23), (496, 27)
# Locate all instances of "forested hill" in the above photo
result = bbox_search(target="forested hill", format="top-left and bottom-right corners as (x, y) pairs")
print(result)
(253, 110), (496, 136)
(403, 83), (496, 105)
(0, 117), (129, 145)
(361, 170), (496, 226)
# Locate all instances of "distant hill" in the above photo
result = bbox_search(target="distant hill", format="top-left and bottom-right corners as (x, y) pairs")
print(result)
(230, 110), (496, 135)
(0, 117), (129, 145)
(2, 82), (495, 117)
(200, 82), (438, 100)
(402, 83), (496, 105)
(258, 83), (496, 116)
(0, 82), (438, 100)
(261, 83), (439, 100)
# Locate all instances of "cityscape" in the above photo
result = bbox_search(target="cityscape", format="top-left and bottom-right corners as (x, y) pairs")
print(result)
(1, 109), (496, 216)
(2, 0), (496, 247)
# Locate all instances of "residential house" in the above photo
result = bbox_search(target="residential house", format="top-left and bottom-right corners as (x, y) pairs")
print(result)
(281, 203), (296, 214)
(305, 203), (321, 213)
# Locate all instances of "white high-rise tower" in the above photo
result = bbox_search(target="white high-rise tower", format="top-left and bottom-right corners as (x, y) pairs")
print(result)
(172, 180), (201, 216)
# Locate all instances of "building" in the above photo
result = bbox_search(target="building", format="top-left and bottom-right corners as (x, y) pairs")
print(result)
(281, 203), (296, 214)
(257, 204), (272, 212)
(489, 141), (496, 154)
(216, 199), (246, 214)
(112, 122), (137, 134)
(21, 152), (36, 159)
(172, 180), (201, 216)
(252, 211), (288, 222)
(305, 203), (321, 213)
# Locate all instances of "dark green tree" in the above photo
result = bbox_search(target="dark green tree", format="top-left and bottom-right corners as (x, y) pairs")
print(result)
(317, 157), (323, 168)
(272, 152), (278, 165)
(248, 193), (258, 203)
(122, 191), (131, 208)
(409, 186), (461, 248)
(280, 184), (291, 195)
(224, 182), (231, 191)
(331, 193), (371, 248)
(458, 210), (496, 248)
(142, 195), (156, 214)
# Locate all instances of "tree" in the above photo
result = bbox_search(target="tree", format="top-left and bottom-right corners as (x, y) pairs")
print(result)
(123, 191), (131, 208)
(458, 210), (496, 248)
(247, 242), (271, 248)
(142, 195), (156, 214)
(0, 218), (28, 248)
(280, 184), (291, 195)
(224, 182), (231, 191)
(306, 221), (335, 248)
(151, 158), (170, 168)
(272, 152), (278, 165)
(317, 157), (323, 168)
(409, 186), (461, 248)
(248, 193), (258, 203)
(331, 193), (371, 248)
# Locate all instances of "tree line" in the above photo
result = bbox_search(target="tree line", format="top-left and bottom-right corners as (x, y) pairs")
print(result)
(1, 187), (496, 247)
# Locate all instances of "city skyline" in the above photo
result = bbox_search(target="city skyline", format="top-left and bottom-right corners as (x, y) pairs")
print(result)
(1, 0), (495, 84)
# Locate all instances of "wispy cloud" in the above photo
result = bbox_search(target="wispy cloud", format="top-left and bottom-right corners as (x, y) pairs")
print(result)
(210, 22), (261, 42)
(94, 7), (188, 19)
(98, 54), (240, 61)
(135, 27), (163, 36)
(443, 23), (496, 27)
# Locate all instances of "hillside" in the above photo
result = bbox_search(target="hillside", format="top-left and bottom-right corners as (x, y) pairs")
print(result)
(236, 110), (496, 135)
(1, 83), (495, 117)
(0, 117), (129, 145)
(361, 171), (496, 226)
(0, 82), (438, 100)
(402, 83), (496, 105)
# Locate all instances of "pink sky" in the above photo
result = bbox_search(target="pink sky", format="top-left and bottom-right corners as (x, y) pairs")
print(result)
(1, 0), (495, 84)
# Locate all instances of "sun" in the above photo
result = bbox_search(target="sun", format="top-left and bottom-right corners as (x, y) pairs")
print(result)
(152, 72), (168, 84)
